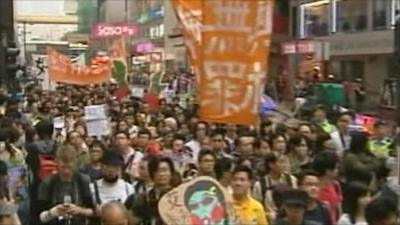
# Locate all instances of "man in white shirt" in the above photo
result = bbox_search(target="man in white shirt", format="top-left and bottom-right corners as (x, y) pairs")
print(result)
(114, 131), (144, 180)
(330, 112), (353, 156)
(185, 121), (208, 161)
(91, 150), (134, 206)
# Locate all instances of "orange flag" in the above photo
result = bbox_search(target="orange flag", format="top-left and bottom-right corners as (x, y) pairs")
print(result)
(172, 0), (274, 125)
(47, 48), (111, 85)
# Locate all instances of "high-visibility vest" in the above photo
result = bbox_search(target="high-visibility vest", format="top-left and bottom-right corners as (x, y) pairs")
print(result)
(369, 138), (393, 158)
(319, 121), (336, 134)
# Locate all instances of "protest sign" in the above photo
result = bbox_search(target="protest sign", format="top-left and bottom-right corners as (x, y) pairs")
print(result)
(84, 105), (107, 121)
(131, 86), (145, 98)
(158, 176), (236, 225)
(84, 104), (109, 137)
(47, 48), (112, 85)
(53, 116), (65, 129)
(86, 119), (111, 137)
(172, 0), (274, 125)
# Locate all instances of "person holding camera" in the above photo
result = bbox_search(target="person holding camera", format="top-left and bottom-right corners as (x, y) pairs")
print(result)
(38, 145), (94, 225)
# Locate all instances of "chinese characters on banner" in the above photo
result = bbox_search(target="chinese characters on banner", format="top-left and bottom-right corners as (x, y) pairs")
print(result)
(172, 0), (274, 125)
(47, 48), (112, 85)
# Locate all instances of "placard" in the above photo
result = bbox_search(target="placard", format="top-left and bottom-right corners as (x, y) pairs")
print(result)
(131, 86), (145, 98)
(84, 105), (107, 120)
(158, 176), (236, 225)
(53, 116), (65, 129)
(86, 119), (111, 137)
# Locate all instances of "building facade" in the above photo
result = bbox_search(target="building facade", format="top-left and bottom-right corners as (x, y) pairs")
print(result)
(290, 0), (399, 103)
(0, 0), (15, 84)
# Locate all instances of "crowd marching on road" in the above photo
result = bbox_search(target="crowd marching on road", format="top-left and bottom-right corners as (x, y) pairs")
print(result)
(0, 82), (398, 225)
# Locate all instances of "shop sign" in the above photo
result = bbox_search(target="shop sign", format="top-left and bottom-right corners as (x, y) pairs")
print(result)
(282, 41), (296, 54)
(149, 52), (162, 62)
(135, 42), (154, 53)
(91, 23), (138, 39)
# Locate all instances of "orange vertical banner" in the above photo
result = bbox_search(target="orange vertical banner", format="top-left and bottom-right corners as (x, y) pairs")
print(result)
(47, 48), (111, 85)
(172, 0), (274, 125)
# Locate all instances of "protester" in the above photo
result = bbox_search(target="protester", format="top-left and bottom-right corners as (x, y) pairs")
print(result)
(196, 149), (216, 177)
(273, 189), (309, 225)
(90, 150), (134, 206)
(100, 201), (129, 225)
(125, 156), (177, 225)
(338, 182), (370, 225)
(79, 140), (106, 181)
(131, 156), (153, 195)
(297, 170), (332, 225)
(313, 151), (342, 224)
(114, 131), (144, 181)
(214, 157), (234, 192)
(38, 145), (94, 225)
(253, 153), (297, 213)
(232, 165), (268, 225)
(287, 135), (312, 174)
(365, 197), (398, 225)
(312, 106), (335, 134)
(185, 121), (208, 161)
(270, 134), (291, 172)
(330, 112), (353, 156)
(26, 120), (58, 224)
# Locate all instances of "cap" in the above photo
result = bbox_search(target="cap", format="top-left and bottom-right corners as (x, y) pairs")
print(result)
(101, 150), (124, 167)
(282, 189), (308, 207)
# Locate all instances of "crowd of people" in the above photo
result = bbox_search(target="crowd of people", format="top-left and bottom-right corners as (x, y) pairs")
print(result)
(0, 83), (398, 225)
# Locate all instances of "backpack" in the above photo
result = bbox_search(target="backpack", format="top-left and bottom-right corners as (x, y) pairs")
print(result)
(260, 173), (294, 205)
(37, 153), (57, 180)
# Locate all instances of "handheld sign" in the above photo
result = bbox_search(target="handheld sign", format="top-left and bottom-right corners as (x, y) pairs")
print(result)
(158, 176), (236, 225)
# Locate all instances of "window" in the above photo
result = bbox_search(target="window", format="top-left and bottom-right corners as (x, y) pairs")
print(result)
(340, 60), (364, 81)
(301, 0), (330, 37)
(390, 0), (400, 27)
(336, 0), (367, 33)
(373, 0), (391, 30)
(159, 24), (164, 36)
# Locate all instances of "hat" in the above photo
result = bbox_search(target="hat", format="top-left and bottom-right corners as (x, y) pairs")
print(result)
(101, 151), (124, 167)
(282, 189), (308, 207)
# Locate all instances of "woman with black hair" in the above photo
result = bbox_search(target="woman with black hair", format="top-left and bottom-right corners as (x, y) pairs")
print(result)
(79, 140), (106, 181)
(342, 132), (381, 189)
(338, 182), (370, 225)
(125, 156), (179, 225)
(287, 135), (311, 175)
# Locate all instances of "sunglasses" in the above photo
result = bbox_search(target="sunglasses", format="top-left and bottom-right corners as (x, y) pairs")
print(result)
(188, 195), (216, 211)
